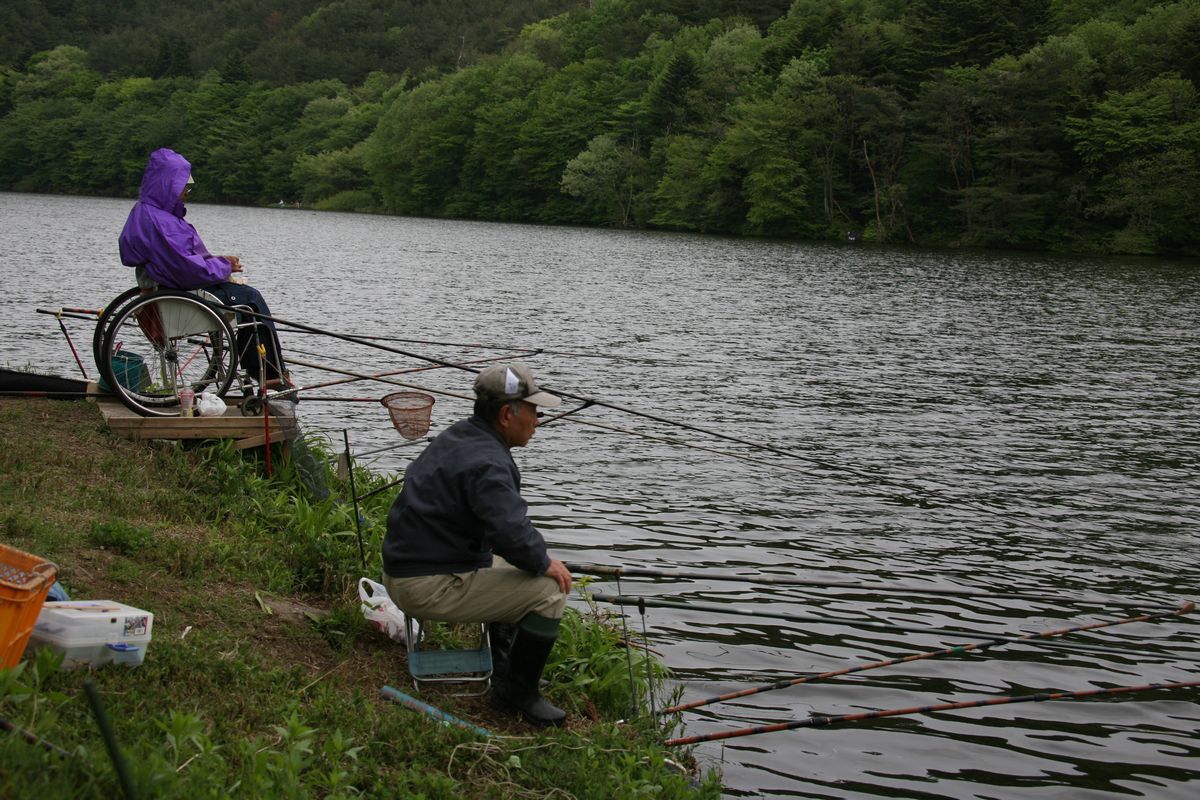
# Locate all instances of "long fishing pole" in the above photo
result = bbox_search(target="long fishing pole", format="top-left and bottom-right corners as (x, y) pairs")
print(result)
(226, 308), (1062, 529)
(663, 679), (1200, 747)
(0, 390), (100, 398)
(658, 600), (1195, 715)
(35, 307), (99, 323)
(344, 430), (366, 569)
(37, 300), (1068, 531)
(298, 353), (518, 394)
(569, 563), (1167, 609)
(84, 681), (138, 800)
(586, 593), (1177, 659)
(549, 388), (1050, 528)
(0, 715), (72, 757)
(285, 356), (473, 402)
(287, 327), (645, 362)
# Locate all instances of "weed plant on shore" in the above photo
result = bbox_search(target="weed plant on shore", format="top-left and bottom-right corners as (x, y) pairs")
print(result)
(0, 398), (718, 798)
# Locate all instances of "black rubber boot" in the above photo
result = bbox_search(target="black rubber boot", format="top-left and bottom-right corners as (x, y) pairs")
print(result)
(488, 622), (517, 679)
(490, 615), (566, 727)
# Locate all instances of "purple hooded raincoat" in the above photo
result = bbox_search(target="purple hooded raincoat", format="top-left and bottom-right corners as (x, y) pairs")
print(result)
(118, 148), (233, 289)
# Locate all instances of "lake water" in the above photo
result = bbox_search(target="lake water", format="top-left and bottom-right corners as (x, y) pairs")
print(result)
(2, 192), (1198, 798)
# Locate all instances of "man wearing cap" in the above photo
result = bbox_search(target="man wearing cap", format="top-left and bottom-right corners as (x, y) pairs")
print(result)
(382, 362), (572, 726)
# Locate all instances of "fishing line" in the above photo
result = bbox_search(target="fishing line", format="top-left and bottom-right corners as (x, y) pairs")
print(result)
(567, 563), (1169, 609)
(585, 593), (1178, 660)
(657, 601), (1195, 715)
(663, 679), (1200, 747)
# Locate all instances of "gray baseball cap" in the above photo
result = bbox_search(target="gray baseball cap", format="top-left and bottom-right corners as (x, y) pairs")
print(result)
(473, 363), (561, 408)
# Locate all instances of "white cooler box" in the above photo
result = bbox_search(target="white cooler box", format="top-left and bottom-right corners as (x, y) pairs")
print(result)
(26, 601), (154, 669)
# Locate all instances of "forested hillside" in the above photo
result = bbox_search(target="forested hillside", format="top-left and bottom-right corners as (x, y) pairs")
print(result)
(0, 0), (583, 84)
(2, 0), (1198, 255)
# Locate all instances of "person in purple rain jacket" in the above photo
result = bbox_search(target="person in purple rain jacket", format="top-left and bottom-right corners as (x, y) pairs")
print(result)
(119, 147), (292, 391)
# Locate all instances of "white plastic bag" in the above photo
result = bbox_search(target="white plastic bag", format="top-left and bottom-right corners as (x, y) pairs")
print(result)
(196, 391), (227, 417)
(359, 577), (406, 643)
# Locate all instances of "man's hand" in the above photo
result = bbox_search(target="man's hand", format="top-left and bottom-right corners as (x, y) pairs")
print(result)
(224, 255), (243, 272)
(544, 558), (572, 594)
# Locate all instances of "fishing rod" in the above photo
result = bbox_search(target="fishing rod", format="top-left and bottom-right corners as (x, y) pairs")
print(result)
(0, 715), (72, 757)
(569, 563), (1169, 609)
(287, 327), (646, 362)
(658, 601), (1195, 715)
(36, 300), (1072, 532)
(84, 681), (138, 800)
(35, 307), (99, 323)
(194, 308), (1063, 530)
(285, 356), (473, 402)
(380, 685), (492, 737)
(548, 389), (1050, 528)
(586, 593), (1179, 659)
(297, 353), (519, 394)
(663, 678), (1200, 747)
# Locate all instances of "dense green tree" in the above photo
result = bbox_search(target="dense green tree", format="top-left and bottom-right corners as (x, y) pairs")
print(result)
(962, 37), (1092, 248)
(1067, 74), (1200, 253)
(154, 33), (192, 79)
(561, 133), (646, 225)
(1, 0), (1198, 254)
(899, 0), (1051, 87)
(367, 66), (494, 215)
(650, 134), (717, 230)
(903, 66), (984, 237)
(458, 55), (553, 218)
(510, 58), (633, 221)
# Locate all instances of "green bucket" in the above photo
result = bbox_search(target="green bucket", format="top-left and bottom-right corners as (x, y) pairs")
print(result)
(98, 351), (151, 394)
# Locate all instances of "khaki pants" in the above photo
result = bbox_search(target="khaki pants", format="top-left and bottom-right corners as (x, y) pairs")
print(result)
(384, 556), (566, 623)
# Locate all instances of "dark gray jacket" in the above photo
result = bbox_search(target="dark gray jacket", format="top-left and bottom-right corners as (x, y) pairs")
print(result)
(382, 415), (550, 578)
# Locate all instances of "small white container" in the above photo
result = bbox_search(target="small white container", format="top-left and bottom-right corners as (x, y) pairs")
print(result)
(26, 601), (154, 669)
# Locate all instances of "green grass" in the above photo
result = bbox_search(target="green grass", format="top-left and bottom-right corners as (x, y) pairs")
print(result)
(0, 398), (718, 798)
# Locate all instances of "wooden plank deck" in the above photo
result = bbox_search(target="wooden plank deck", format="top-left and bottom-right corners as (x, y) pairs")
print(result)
(95, 389), (298, 449)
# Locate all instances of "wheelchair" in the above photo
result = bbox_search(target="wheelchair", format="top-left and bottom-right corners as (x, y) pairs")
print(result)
(93, 286), (291, 418)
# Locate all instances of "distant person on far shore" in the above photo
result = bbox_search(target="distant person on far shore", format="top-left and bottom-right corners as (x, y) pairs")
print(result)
(118, 147), (293, 393)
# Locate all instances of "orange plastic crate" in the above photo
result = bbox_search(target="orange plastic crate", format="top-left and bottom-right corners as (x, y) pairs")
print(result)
(0, 544), (58, 669)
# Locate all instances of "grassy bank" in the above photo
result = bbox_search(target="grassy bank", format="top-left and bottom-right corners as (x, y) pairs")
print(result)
(0, 398), (717, 798)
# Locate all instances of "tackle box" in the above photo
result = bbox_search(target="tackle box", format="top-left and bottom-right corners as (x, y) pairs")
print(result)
(26, 600), (154, 669)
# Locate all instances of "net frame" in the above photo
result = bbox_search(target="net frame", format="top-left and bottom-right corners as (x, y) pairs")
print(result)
(380, 391), (435, 440)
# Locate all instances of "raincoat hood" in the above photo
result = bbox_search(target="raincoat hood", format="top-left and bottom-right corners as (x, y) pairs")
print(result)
(119, 148), (232, 289)
(138, 148), (191, 216)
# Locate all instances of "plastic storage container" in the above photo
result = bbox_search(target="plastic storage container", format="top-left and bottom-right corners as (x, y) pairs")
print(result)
(0, 544), (58, 669)
(26, 600), (154, 669)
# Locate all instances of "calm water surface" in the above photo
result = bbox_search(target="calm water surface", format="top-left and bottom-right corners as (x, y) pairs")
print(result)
(3, 193), (1199, 798)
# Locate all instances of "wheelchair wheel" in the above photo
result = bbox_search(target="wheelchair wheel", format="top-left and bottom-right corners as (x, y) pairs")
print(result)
(92, 286), (142, 375)
(98, 290), (237, 417)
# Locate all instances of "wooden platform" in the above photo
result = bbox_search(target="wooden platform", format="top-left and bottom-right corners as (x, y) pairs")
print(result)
(95, 393), (299, 450)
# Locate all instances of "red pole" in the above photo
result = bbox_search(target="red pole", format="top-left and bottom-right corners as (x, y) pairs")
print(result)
(659, 601), (1195, 715)
(664, 679), (1200, 747)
